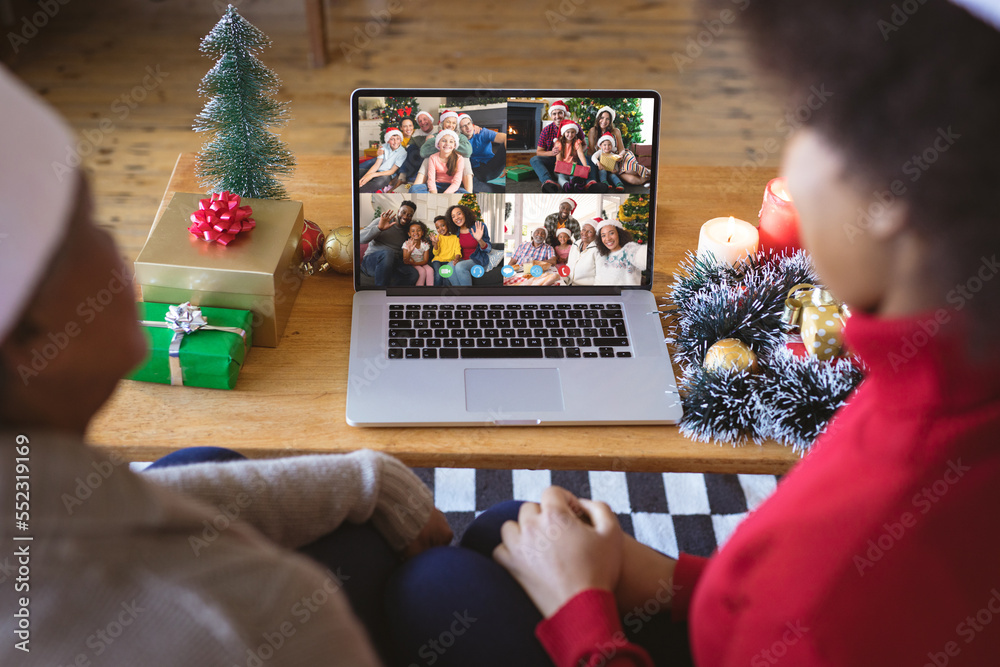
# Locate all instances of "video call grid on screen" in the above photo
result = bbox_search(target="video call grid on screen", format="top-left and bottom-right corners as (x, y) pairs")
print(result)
(352, 89), (660, 292)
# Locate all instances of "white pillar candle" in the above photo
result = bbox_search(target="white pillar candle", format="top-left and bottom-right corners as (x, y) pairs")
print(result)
(696, 216), (759, 265)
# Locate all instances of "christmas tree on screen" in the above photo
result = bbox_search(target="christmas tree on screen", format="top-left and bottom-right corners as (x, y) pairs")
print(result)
(567, 97), (645, 149)
(458, 193), (482, 220)
(618, 194), (649, 244)
(379, 97), (421, 138)
(193, 5), (295, 200)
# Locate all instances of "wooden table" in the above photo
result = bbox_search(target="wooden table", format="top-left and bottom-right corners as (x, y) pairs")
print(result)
(87, 154), (799, 475)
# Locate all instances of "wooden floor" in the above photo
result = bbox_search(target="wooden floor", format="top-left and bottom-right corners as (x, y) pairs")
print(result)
(4, 0), (784, 262)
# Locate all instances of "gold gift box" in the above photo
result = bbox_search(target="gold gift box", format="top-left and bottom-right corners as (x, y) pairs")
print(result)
(134, 192), (305, 348)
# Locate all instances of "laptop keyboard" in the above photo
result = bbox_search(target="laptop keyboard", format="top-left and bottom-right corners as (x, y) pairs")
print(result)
(386, 303), (632, 360)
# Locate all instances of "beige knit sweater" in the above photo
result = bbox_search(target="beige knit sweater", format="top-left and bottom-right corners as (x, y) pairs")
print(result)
(0, 431), (435, 666)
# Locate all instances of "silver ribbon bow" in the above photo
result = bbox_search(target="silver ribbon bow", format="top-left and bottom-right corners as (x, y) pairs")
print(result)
(140, 302), (247, 386)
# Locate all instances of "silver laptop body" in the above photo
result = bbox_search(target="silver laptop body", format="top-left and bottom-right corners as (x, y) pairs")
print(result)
(347, 88), (682, 426)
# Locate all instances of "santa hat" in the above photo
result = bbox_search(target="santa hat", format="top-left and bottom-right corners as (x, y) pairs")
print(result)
(950, 0), (1000, 29)
(439, 110), (459, 124)
(595, 218), (625, 236)
(383, 127), (403, 142)
(596, 133), (615, 148)
(415, 110), (434, 123)
(548, 100), (568, 118)
(595, 106), (617, 123)
(555, 228), (572, 239)
(559, 119), (581, 137)
(559, 197), (577, 213)
(0, 65), (78, 344)
(434, 129), (460, 149)
(582, 217), (602, 230)
(457, 113), (473, 127)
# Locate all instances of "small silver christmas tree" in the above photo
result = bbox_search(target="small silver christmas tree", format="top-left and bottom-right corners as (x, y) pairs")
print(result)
(193, 5), (295, 200)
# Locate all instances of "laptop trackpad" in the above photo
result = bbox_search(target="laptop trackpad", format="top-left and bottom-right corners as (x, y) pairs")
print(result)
(465, 368), (565, 413)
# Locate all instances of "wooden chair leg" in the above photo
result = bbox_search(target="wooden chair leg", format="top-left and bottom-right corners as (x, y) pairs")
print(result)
(305, 0), (327, 68)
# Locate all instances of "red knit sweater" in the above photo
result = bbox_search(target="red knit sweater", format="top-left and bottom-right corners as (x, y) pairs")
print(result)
(537, 309), (1000, 666)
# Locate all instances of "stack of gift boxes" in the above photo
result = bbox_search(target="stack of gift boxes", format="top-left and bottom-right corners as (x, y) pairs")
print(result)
(128, 192), (306, 389)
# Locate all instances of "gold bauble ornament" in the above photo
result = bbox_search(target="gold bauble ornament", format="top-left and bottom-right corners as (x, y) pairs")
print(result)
(323, 226), (354, 275)
(703, 338), (759, 373)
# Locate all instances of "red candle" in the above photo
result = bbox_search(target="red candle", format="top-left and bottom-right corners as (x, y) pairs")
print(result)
(758, 177), (802, 256)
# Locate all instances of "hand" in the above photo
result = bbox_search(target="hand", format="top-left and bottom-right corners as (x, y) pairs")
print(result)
(377, 147), (384, 157)
(359, 175), (370, 186)
(400, 508), (453, 560)
(493, 487), (624, 618)
(473, 221), (485, 242)
(473, 124), (482, 135)
(378, 210), (396, 230)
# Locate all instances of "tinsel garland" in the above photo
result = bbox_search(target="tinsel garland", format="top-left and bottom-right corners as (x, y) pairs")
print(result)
(664, 251), (864, 454)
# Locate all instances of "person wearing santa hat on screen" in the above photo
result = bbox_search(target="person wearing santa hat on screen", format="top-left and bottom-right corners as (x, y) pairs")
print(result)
(0, 65), (450, 665)
(358, 126), (407, 192)
(530, 100), (573, 193)
(390, 108), (438, 190)
(543, 197), (581, 247)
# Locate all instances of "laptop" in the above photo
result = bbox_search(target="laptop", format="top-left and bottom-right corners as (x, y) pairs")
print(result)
(346, 88), (682, 426)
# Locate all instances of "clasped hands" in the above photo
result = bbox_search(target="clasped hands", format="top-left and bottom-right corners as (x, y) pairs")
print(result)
(402, 486), (678, 620)
(494, 487), (622, 618)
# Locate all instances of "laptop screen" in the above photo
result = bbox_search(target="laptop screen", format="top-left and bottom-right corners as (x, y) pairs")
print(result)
(351, 89), (660, 294)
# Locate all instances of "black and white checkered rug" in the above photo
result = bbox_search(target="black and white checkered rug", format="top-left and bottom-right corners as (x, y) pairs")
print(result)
(134, 461), (780, 557)
(413, 468), (780, 558)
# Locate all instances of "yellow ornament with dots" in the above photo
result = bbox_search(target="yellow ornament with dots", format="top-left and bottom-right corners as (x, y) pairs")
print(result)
(703, 338), (759, 373)
(323, 225), (354, 275)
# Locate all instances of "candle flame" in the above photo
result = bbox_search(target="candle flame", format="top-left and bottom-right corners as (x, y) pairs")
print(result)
(726, 216), (735, 243)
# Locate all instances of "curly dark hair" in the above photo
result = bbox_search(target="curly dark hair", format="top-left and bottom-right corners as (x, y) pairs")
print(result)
(596, 226), (634, 257)
(407, 220), (429, 243)
(713, 0), (1000, 338)
(445, 204), (478, 235)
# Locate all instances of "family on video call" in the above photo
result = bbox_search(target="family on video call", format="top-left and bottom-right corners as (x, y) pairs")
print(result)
(358, 195), (649, 288)
(356, 96), (654, 195)
(357, 97), (507, 194)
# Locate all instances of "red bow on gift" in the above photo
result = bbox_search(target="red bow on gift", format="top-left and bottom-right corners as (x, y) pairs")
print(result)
(188, 191), (256, 245)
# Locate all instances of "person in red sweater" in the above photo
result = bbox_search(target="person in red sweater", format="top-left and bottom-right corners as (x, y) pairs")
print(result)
(387, 1), (1000, 666)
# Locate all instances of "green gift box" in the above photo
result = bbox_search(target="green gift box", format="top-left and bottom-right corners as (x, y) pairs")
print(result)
(128, 302), (253, 390)
(507, 165), (536, 182)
